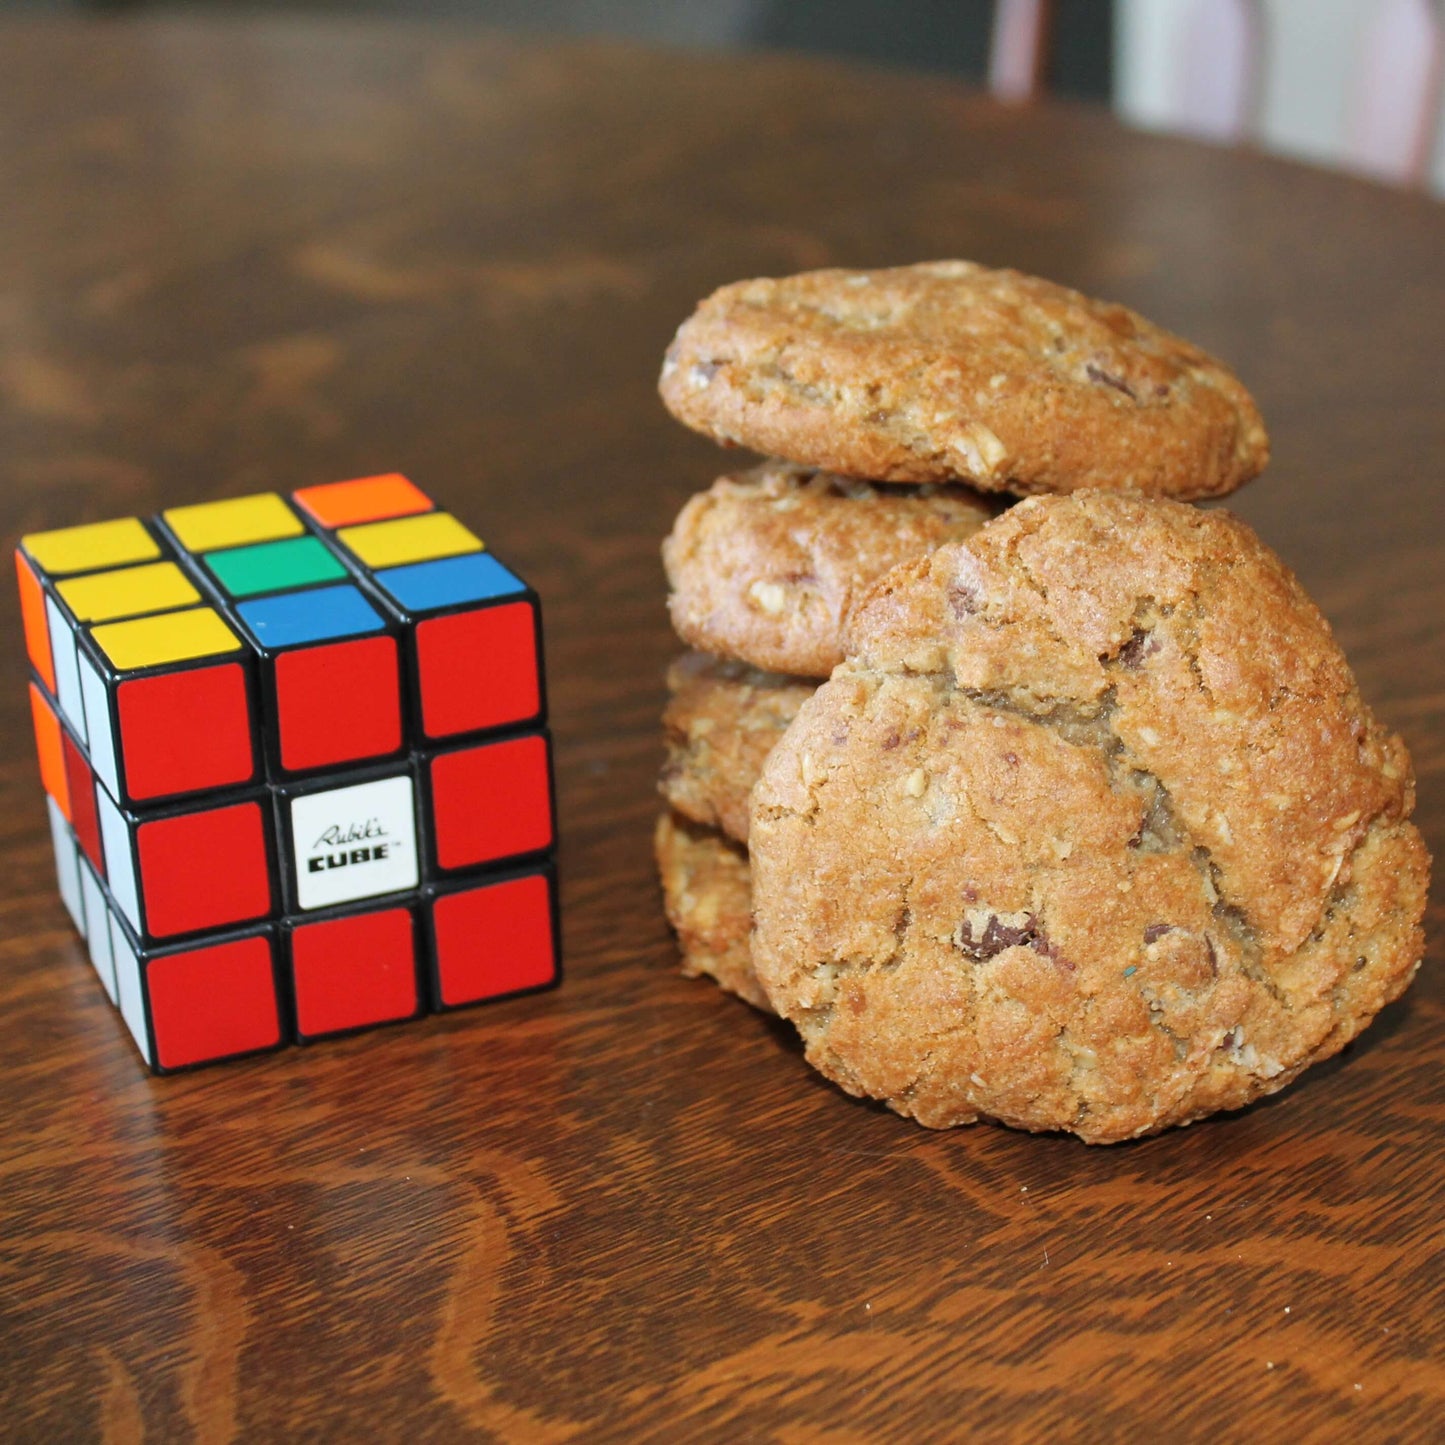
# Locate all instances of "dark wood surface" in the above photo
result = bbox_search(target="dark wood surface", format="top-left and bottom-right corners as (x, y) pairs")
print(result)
(1, 18), (1441, 1441)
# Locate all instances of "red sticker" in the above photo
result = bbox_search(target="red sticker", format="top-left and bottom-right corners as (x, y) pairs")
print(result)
(417, 601), (539, 739)
(290, 906), (418, 1037)
(432, 872), (556, 1007)
(429, 733), (553, 870)
(149, 934), (280, 1070)
(117, 662), (254, 802)
(136, 800), (273, 938)
(276, 635), (402, 773)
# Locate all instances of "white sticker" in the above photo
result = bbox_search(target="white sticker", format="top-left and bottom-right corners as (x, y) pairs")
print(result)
(110, 912), (152, 1066)
(95, 785), (141, 934)
(80, 651), (120, 800)
(47, 796), (85, 936)
(46, 596), (87, 745)
(290, 773), (418, 911)
(79, 860), (118, 1006)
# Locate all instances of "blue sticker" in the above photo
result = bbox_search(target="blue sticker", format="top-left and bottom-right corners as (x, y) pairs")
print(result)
(237, 584), (385, 648)
(376, 553), (528, 614)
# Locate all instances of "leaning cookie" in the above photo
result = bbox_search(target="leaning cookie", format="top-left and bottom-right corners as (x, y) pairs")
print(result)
(659, 652), (813, 844)
(660, 262), (1268, 500)
(654, 811), (768, 1012)
(750, 492), (1428, 1144)
(664, 460), (997, 677)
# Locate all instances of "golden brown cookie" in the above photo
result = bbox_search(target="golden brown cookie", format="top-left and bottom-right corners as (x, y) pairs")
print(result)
(660, 262), (1269, 499)
(659, 652), (814, 844)
(654, 811), (768, 1012)
(750, 492), (1428, 1144)
(664, 460), (997, 677)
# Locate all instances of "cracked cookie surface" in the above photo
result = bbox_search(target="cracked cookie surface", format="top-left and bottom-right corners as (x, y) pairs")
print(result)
(749, 492), (1429, 1143)
(660, 652), (814, 844)
(655, 811), (768, 1012)
(664, 460), (997, 677)
(659, 262), (1269, 499)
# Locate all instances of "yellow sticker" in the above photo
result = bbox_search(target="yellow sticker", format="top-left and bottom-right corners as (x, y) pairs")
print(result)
(22, 518), (160, 578)
(337, 513), (484, 569)
(57, 562), (201, 623)
(163, 494), (304, 553)
(92, 607), (243, 672)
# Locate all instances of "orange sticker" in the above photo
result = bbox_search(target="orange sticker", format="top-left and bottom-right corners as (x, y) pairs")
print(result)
(29, 683), (70, 819)
(16, 551), (56, 694)
(293, 473), (434, 529)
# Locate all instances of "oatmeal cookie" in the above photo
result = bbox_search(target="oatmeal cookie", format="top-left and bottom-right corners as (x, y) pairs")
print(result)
(664, 460), (997, 677)
(750, 492), (1428, 1143)
(660, 262), (1269, 499)
(660, 652), (813, 844)
(654, 811), (767, 1011)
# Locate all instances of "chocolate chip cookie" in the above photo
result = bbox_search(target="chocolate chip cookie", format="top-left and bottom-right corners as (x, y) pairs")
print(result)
(654, 811), (767, 1011)
(664, 460), (997, 677)
(660, 262), (1269, 500)
(660, 652), (813, 844)
(750, 492), (1428, 1143)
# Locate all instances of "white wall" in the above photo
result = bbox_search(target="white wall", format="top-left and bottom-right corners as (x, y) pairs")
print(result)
(1115, 0), (1445, 194)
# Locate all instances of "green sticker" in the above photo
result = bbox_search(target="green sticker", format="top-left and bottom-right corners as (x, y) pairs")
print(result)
(205, 536), (348, 598)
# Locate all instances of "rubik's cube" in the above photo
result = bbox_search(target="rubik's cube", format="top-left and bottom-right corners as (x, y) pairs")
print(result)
(17, 474), (559, 1073)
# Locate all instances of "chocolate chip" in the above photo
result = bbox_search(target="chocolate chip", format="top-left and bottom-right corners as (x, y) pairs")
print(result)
(882, 732), (902, 751)
(1085, 362), (1138, 400)
(1143, 923), (1174, 944)
(957, 912), (1074, 970)
(957, 914), (1035, 960)
(1115, 628), (1159, 669)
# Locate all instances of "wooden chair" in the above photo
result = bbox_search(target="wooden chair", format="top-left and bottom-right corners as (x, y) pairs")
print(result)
(989, 0), (1445, 188)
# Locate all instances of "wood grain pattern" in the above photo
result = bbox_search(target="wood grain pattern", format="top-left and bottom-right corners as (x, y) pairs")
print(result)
(0, 17), (1441, 1441)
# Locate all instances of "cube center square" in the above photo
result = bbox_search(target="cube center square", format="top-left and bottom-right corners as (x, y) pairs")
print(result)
(204, 537), (347, 599)
(288, 772), (419, 911)
(21, 477), (557, 1074)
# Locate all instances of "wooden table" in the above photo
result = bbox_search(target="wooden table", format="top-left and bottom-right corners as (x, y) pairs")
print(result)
(1, 18), (1441, 1441)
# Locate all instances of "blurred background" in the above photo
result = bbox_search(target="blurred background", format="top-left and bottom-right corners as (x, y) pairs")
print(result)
(5, 0), (1443, 192)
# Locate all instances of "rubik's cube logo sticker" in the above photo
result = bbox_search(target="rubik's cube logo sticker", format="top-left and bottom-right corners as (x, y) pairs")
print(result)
(17, 474), (559, 1073)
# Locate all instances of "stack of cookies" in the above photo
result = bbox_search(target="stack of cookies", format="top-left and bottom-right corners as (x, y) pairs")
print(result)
(653, 261), (1429, 1143)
